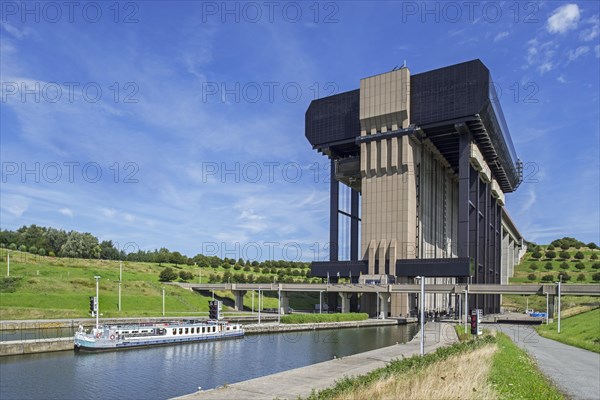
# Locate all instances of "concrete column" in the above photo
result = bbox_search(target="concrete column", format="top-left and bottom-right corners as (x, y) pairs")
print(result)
(378, 293), (390, 319)
(547, 295), (555, 321)
(279, 291), (290, 315)
(233, 290), (246, 311)
(338, 292), (352, 313)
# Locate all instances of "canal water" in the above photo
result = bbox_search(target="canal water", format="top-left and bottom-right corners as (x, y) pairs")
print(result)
(0, 324), (418, 399)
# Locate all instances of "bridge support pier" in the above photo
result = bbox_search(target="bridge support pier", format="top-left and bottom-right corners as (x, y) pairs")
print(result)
(279, 291), (290, 315)
(378, 293), (390, 319)
(547, 295), (555, 322)
(338, 292), (352, 313)
(233, 290), (246, 311)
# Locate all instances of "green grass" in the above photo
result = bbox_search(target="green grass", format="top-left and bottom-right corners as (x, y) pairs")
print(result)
(489, 333), (564, 400)
(280, 313), (368, 324)
(0, 253), (319, 320)
(454, 323), (471, 342)
(537, 308), (600, 353)
(306, 335), (497, 399)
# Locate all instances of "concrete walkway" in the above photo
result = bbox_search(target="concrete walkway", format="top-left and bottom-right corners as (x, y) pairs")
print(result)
(492, 324), (600, 400)
(176, 322), (458, 400)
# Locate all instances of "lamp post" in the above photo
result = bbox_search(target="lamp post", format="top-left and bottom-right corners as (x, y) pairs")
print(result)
(94, 276), (101, 330)
(464, 288), (469, 334)
(417, 276), (425, 356)
(6, 251), (9, 277)
(118, 261), (122, 312)
(278, 287), (281, 324)
(252, 290), (255, 314)
(162, 287), (165, 316)
(557, 277), (562, 333)
(319, 290), (323, 314)
(258, 287), (262, 324)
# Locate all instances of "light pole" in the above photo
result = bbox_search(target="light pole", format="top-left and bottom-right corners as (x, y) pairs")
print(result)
(557, 277), (562, 333)
(418, 276), (425, 356)
(252, 290), (255, 314)
(94, 276), (101, 330)
(162, 287), (165, 316)
(118, 261), (122, 312)
(278, 287), (281, 324)
(546, 292), (549, 325)
(258, 287), (262, 324)
(464, 288), (468, 334)
(6, 251), (9, 277)
(319, 290), (323, 314)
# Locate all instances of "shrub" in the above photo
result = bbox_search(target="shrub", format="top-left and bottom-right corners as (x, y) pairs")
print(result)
(530, 263), (538, 271)
(559, 251), (570, 259)
(159, 267), (178, 282)
(18, 245), (27, 252)
(527, 273), (536, 281)
(591, 253), (598, 260)
(544, 262), (553, 271)
(281, 313), (369, 324)
(48, 251), (55, 257)
(592, 272), (600, 282)
(8, 243), (17, 250)
(558, 271), (571, 281)
(547, 244), (555, 250)
(577, 274), (586, 282)
(0, 277), (22, 293)
(593, 263), (600, 270)
(545, 251), (556, 259)
(222, 264), (231, 270)
(587, 242), (598, 250)
(233, 265), (242, 271)
(541, 274), (554, 282)
(561, 244), (570, 250)
(575, 263), (585, 270)
(243, 265), (251, 272)
(559, 262), (569, 270)
(574, 251), (585, 260)
(179, 271), (194, 281)
(38, 248), (46, 256)
(29, 246), (38, 254)
(531, 251), (543, 259)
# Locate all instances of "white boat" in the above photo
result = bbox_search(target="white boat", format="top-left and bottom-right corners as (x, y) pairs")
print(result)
(74, 320), (244, 352)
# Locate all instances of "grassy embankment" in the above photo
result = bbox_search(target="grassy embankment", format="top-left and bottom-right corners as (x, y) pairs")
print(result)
(537, 308), (600, 353)
(0, 252), (318, 320)
(307, 330), (563, 400)
(502, 245), (599, 313)
(281, 313), (368, 324)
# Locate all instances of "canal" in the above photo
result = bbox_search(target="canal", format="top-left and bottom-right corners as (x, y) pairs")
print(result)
(0, 324), (418, 399)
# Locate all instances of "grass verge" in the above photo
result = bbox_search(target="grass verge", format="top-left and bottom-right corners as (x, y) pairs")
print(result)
(489, 333), (564, 399)
(280, 313), (368, 324)
(306, 335), (496, 399)
(537, 308), (600, 353)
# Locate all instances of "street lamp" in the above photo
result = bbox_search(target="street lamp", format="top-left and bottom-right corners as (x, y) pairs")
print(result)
(417, 276), (425, 356)
(556, 277), (562, 333)
(319, 290), (323, 314)
(94, 276), (101, 330)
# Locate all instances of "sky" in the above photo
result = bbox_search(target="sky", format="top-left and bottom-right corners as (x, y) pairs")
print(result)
(1, 1), (599, 261)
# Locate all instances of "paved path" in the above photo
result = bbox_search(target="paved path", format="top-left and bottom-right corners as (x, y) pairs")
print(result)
(175, 322), (457, 400)
(492, 324), (600, 400)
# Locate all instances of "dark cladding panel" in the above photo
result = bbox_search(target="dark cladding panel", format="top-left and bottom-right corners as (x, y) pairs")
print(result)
(305, 89), (360, 148)
(411, 60), (489, 126)
(396, 258), (471, 277)
(310, 260), (368, 277)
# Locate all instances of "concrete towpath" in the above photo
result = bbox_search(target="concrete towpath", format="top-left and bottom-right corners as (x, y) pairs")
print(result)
(175, 322), (458, 400)
(491, 324), (600, 400)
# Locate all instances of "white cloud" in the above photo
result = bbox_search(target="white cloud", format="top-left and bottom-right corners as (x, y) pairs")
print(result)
(567, 46), (589, 61)
(557, 75), (567, 84)
(547, 4), (581, 34)
(494, 32), (509, 42)
(580, 15), (600, 41)
(124, 213), (135, 222)
(525, 39), (558, 73)
(59, 208), (73, 217)
(102, 208), (117, 218)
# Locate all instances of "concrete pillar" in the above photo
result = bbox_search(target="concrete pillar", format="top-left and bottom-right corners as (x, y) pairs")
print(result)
(279, 291), (290, 315)
(547, 295), (555, 321)
(338, 292), (352, 313)
(378, 293), (391, 319)
(232, 290), (246, 311)
(360, 292), (378, 317)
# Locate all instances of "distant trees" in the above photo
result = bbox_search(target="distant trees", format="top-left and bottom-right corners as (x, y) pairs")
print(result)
(557, 271), (571, 282)
(591, 254), (598, 260)
(542, 274), (554, 282)
(545, 251), (556, 259)
(178, 271), (194, 282)
(574, 251), (585, 260)
(544, 262), (553, 271)
(559, 251), (570, 260)
(577, 274), (586, 282)
(530, 263), (538, 271)
(592, 272), (600, 282)
(588, 242), (598, 250)
(575, 263), (585, 271)
(531, 251), (543, 259)
(527, 273), (536, 281)
(560, 262), (569, 270)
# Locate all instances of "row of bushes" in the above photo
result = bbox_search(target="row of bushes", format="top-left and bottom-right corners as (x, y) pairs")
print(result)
(529, 262), (599, 271)
(528, 272), (600, 282)
(281, 313), (369, 324)
(530, 250), (598, 260)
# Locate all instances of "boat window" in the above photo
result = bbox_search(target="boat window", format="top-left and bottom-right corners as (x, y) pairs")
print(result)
(173, 329), (176, 335)
(179, 328), (183, 335)
(185, 328), (189, 334)
(202, 327), (205, 333)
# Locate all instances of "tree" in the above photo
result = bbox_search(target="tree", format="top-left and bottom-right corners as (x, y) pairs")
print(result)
(178, 270), (194, 281)
(561, 244), (570, 250)
(29, 246), (38, 255)
(8, 243), (17, 250)
(159, 267), (178, 282)
(233, 264), (242, 271)
(587, 242), (598, 250)
(574, 251), (585, 260)
(577, 274), (586, 282)
(559, 251), (570, 259)
(545, 251), (556, 259)
(591, 253), (598, 260)
(560, 262), (569, 270)
(527, 273), (536, 281)
(593, 263), (600, 270)
(530, 263), (538, 271)
(542, 274), (554, 282)
(592, 272), (600, 282)
(544, 262), (553, 271)
(38, 248), (46, 256)
(18, 245), (27, 252)
(575, 263), (585, 270)
(547, 244), (555, 250)
(531, 251), (543, 259)
(169, 251), (186, 266)
(60, 231), (100, 258)
(558, 271), (571, 282)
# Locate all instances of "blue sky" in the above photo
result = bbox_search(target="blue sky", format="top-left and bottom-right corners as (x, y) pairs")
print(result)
(1, 1), (599, 260)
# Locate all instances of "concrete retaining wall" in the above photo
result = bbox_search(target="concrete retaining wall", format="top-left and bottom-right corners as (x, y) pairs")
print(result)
(0, 337), (72, 356)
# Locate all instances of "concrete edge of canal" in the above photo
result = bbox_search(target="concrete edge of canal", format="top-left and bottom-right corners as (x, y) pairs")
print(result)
(0, 317), (417, 357)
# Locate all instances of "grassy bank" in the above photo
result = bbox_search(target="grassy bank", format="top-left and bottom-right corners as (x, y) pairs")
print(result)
(0, 255), (317, 320)
(490, 333), (563, 399)
(306, 331), (563, 400)
(537, 308), (600, 353)
(281, 313), (368, 324)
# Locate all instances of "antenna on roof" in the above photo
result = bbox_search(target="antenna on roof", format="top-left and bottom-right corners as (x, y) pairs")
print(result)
(402, 60), (407, 68)
(392, 65), (398, 71)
